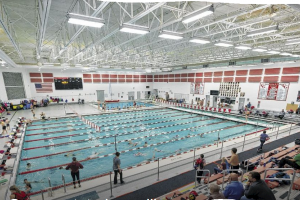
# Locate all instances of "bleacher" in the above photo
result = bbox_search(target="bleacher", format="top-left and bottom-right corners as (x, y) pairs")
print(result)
(157, 143), (300, 200)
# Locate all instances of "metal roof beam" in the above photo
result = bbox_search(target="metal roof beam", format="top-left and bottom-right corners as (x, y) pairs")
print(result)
(37, 0), (52, 57)
(0, 1), (24, 61)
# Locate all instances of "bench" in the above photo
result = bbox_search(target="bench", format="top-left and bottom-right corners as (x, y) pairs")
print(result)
(204, 173), (223, 184)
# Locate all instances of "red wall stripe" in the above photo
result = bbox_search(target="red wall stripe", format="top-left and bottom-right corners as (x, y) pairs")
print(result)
(93, 79), (101, 83)
(188, 78), (194, 82)
(118, 79), (125, 82)
(263, 76), (278, 82)
(195, 73), (203, 77)
(147, 79), (153, 82)
(102, 74), (109, 78)
(110, 79), (118, 83)
(169, 79), (174, 82)
(118, 75), (125, 78)
(224, 71), (235, 76)
(175, 78), (181, 82)
(168, 74), (175, 78)
(213, 78), (222, 82)
(140, 75), (146, 78)
(181, 73), (188, 77)
(282, 67), (300, 74)
(204, 78), (212, 82)
(224, 77), (234, 82)
(280, 76), (299, 82)
(154, 75), (159, 78)
(102, 79), (109, 83)
(83, 74), (92, 78)
(214, 71), (223, 77)
(175, 74), (181, 77)
(110, 74), (118, 78)
(235, 77), (247, 82)
(43, 78), (53, 83)
(42, 73), (53, 77)
(93, 74), (101, 78)
(204, 72), (213, 77)
(249, 69), (263, 75)
(147, 75), (152, 78)
(29, 73), (41, 77)
(30, 78), (42, 83)
(83, 79), (92, 83)
(181, 78), (188, 82)
(265, 68), (281, 75)
(195, 78), (202, 82)
(248, 77), (261, 82)
(236, 70), (248, 76)
(188, 73), (195, 77)
(140, 79), (146, 82)
(126, 78), (132, 82)
(154, 79), (158, 82)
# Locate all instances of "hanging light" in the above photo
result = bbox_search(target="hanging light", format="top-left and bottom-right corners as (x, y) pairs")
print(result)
(158, 31), (183, 40)
(214, 41), (233, 47)
(182, 5), (214, 24)
(120, 24), (149, 35)
(67, 13), (105, 28)
(189, 37), (210, 44)
(247, 25), (278, 37)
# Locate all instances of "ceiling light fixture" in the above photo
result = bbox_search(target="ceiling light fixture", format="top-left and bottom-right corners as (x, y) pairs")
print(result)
(280, 52), (292, 56)
(252, 47), (267, 52)
(214, 41), (233, 47)
(182, 5), (214, 24)
(266, 51), (280, 54)
(286, 38), (300, 45)
(120, 23), (149, 35)
(235, 45), (252, 50)
(247, 25), (278, 37)
(189, 37), (210, 44)
(158, 31), (183, 40)
(67, 13), (105, 28)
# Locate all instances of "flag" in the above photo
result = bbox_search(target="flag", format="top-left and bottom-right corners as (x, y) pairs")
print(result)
(35, 83), (53, 93)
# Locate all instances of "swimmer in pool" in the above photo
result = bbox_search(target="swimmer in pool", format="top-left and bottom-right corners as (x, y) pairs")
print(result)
(134, 152), (146, 157)
(175, 148), (182, 154)
(154, 148), (162, 152)
(26, 163), (31, 170)
(143, 142), (148, 147)
(200, 133), (204, 138)
(87, 152), (101, 159)
(173, 135), (179, 140)
(64, 152), (76, 157)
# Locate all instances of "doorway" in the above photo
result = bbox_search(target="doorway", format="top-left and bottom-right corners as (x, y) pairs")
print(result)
(137, 91), (141, 100)
(145, 91), (151, 99)
(96, 90), (105, 102)
(213, 96), (218, 107)
(205, 95), (210, 107)
(128, 91), (135, 100)
(238, 98), (245, 110)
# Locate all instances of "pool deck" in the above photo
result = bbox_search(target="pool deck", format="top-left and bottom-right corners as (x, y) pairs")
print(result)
(0, 103), (298, 200)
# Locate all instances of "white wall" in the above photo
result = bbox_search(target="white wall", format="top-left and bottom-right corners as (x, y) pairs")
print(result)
(153, 62), (300, 111)
(0, 67), (153, 103)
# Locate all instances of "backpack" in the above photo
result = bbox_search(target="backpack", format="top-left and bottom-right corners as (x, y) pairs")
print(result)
(195, 158), (204, 169)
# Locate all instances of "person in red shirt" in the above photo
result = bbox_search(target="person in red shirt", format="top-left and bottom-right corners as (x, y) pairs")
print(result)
(66, 157), (83, 188)
(9, 185), (29, 200)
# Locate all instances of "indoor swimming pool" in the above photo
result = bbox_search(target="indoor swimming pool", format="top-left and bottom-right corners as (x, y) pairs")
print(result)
(16, 108), (281, 193)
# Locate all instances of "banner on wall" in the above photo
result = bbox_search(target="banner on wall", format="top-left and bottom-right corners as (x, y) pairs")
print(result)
(258, 82), (289, 101)
(191, 82), (204, 95)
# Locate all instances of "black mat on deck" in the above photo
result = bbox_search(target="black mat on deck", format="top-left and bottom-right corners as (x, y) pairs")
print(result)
(113, 131), (300, 200)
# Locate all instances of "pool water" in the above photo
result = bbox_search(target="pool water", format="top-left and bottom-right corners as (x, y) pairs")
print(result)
(98, 101), (153, 110)
(16, 108), (274, 193)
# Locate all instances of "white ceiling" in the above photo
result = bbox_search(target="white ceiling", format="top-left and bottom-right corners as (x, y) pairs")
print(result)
(0, 1), (300, 72)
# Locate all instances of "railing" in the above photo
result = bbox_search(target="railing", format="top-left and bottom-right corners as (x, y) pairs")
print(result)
(243, 153), (265, 173)
(15, 104), (300, 199)
(195, 169), (210, 190)
(264, 168), (296, 200)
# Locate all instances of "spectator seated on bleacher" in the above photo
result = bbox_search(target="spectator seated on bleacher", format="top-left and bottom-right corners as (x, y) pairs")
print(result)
(207, 184), (225, 200)
(274, 109), (285, 119)
(254, 110), (260, 116)
(287, 109), (294, 114)
(241, 171), (276, 200)
(258, 111), (269, 117)
(278, 148), (300, 170)
(223, 173), (244, 200)
(213, 157), (226, 174)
